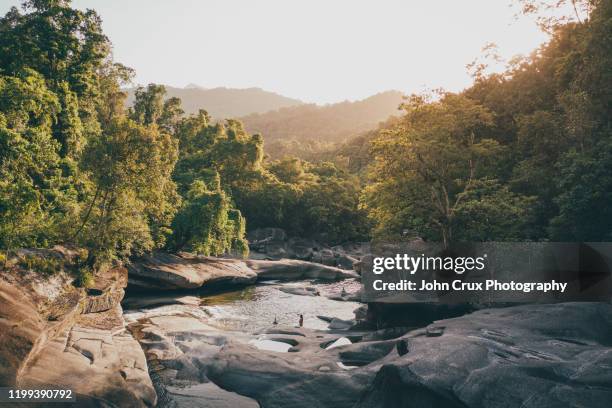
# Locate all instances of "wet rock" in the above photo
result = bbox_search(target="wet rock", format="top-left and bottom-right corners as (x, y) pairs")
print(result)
(206, 338), (371, 408)
(127, 311), (266, 407)
(247, 227), (363, 270)
(128, 299), (372, 408)
(122, 294), (201, 309)
(199, 302), (612, 408)
(128, 253), (356, 293)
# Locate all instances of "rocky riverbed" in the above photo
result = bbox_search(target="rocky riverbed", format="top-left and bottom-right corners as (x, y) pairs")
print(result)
(123, 284), (612, 408)
(123, 279), (363, 407)
(2, 248), (612, 408)
(121, 258), (612, 408)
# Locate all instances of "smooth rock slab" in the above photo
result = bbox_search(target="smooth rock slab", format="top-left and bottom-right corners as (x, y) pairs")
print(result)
(356, 302), (612, 408)
(246, 259), (358, 281)
(128, 253), (356, 292)
(19, 319), (156, 407)
(128, 252), (257, 291)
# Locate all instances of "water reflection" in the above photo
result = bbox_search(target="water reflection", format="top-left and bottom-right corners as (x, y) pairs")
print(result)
(198, 281), (360, 333)
(199, 286), (260, 305)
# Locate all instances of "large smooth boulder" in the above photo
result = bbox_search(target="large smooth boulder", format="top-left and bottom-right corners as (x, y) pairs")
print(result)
(19, 306), (156, 408)
(128, 252), (257, 291)
(356, 302), (612, 408)
(0, 249), (82, 386)
(128, 254), (356, 293)
(0, 252), (156, 407)
(246, 259), (358, 281)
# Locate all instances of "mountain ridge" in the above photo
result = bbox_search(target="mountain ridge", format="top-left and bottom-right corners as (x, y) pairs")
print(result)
(125, 85), (304, 119)
(240, 90), (404, 145)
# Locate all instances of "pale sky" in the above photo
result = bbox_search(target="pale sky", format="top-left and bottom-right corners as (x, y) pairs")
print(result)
(0, 0), (556, 104)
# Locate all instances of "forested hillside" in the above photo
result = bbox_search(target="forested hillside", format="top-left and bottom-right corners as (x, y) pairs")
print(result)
(241, 91), (403, 158)
(362, 0), (612, 245)
(125, 85), (303, 119)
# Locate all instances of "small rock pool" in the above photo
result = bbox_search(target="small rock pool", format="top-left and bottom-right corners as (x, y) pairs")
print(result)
(199, 279), (361, 332)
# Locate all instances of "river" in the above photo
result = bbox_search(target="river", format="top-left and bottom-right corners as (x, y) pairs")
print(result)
(122, 278), (364, 407)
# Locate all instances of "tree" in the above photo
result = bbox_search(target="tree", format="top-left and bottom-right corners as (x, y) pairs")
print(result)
(0, 0), (110, 159)
(75, 116), (179, 263)
(168, 178), (248, 257)
(300, 166), (368, 243)
(363, 93), (533, 247)
(129, 84), (167, 126)
(550, 138), (612, 240)
(515, 0), (595, 32)
(0, 70), (65, 249)
(452, 179), (535, 241)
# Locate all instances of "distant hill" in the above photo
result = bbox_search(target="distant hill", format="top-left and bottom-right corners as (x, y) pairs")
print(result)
(125, 85), (303, 118)
(240, 91), (404, 145)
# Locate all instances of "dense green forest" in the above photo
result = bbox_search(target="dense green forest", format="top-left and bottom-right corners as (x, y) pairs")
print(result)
(0, 0), (610, 272)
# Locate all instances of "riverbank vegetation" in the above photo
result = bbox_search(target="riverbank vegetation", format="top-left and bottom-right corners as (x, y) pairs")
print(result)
(362, 0), (611, 244)
(1, 0), (610, 267)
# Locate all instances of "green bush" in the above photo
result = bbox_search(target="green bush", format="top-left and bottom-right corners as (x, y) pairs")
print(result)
(18, 255), (64, 275)
(75, 266), (94, 288)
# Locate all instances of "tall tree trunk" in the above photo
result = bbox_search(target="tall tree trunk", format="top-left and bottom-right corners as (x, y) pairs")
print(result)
(71, 184), (101, 242)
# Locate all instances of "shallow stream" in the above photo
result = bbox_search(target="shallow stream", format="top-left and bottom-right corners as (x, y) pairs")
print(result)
(122, 279), (364, 406)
